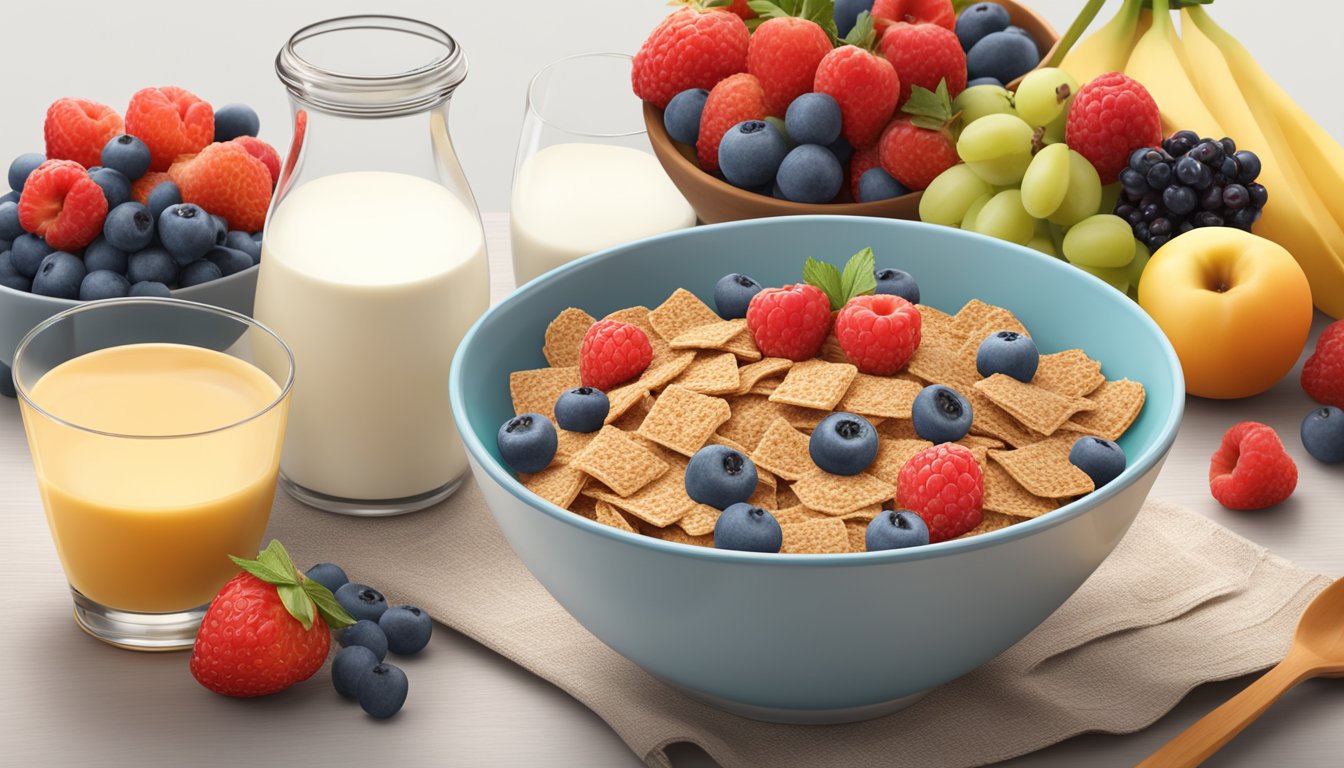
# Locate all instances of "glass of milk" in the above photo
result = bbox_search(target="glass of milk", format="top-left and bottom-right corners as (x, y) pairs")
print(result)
(255, 17), (490, 516)
(510, 52), (696, 286)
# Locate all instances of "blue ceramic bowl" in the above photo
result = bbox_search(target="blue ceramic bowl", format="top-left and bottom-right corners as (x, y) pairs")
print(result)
(450, 216), (1183, 724)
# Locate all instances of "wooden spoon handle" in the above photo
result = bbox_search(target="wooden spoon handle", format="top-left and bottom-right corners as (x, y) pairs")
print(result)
(1138, 658), (1316, 768)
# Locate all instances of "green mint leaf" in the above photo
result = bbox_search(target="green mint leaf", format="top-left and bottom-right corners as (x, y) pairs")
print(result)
(802, 0), (839, 43)
(909, 115), (945, 131)
(229, 555), (294, 586)
(748, 0), (789, 19)
(901, 82), (953, 123)
(842, 10), (875, 48)
(302, 578), (356, 630)
(705, 0), (734, 7)
(803, 257), (844, 310)
(839, 247), (877, 303)
(277, 583), (316, 632)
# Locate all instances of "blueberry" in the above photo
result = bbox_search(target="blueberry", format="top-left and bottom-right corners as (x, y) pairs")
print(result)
(8, 153), (45, 193)
(808, 412), (878, 476)
(103, 202), (155, 252)
(213, 103), (261, 142)
(225, 230), (261, 262)
(128, 281), (171, 297)
(211, 215), (229, 245)
(335, 583), (389, 623)
(685, 444), (758, 509)
(966, 30), (1039, 84)
(158, 204), (217, 264)
(1005, 25), (1032, 38)
(304, 562), (349, 593)
(357, 663), (409, 719)
(146, 181), (182, 221)
(1301, 406), (1344, 464)
(0, 251), (17, 277)
(714, 272), (763, 319)
(179, 258), (223, 287)
(0, 201), (21, 241)
(719, 120), (790, 189)
(874, 268), (920, 303)
(332, 645), (380, 699)
(976, 331), (1039, 382)
(31, 252), (85, 299)
(776, 144), (843, 203)
(912, 385), (973, 443)
(713, 502), (782, 553)
(967, 77), (1005, 88)
(956, 2), (1011, 51)
(0, 191), (17, 205)
(340, 619), (389, 661)
(0, 272), (30, 293)
(83, 237), (128, 274)
(78, 270), (131, 300)
(828, 136), (854, 167)
(379, 605), (433, 655)
(88, 167), (131, 209)
(865, 509), (930, 551)
(784, 92), (842, 147)
(663, 88), (709, 145)
(11, 234), (53, 279)
(100, 135), (151, 181)
(205, 246), (254, 276)
(553, 387), (609, 433)
(858, 168), (909, 203)
(1068, 436), (1126, 488)
(497, 412), (558, 473)
(1234, 150), (1261, 184)
(127, 248), (178, 285)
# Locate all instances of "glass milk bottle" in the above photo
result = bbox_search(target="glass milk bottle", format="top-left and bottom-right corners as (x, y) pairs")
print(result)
(255, 16), (489, 516)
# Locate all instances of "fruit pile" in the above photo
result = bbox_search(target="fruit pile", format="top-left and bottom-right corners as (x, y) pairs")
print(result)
(0, 87), (277, 300)
(635, 0), (1047, 203)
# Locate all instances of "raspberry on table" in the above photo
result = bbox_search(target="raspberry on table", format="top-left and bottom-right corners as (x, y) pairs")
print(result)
(125, 86), (215, 172)
(1302, 319), (1344, 409)
(43, 98), (124, 169)
(1208, 421), (1297, 510)
(579, 320), (653, 391)
(17, 159), (108, 251)
(897, 442), (984, 542)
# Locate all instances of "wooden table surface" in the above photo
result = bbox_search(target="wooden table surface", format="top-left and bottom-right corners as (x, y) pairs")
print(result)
(2, 213), (1341, 767)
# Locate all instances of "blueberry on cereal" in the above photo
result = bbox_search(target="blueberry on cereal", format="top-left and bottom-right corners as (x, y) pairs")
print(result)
(809, 412), (878, 476)
(714, 502), (783, 553)
(912, 385), (974, 444)
(713, 273), (763, 320)
(874, 268), (919, 304)
(685, 444), (758, 509)
(554, 387), (610, 433)
(865, 509), (930, 551)
(497, 413), (558, 474)
(976, 330), (1040, 382)
(1068, 436), (1126, 489)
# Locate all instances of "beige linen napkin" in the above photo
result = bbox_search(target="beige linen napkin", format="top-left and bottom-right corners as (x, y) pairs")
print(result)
(267, 485), (1330, 768)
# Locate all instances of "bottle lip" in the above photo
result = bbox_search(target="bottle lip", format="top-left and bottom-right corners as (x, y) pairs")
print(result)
(276, 15), (467, 118)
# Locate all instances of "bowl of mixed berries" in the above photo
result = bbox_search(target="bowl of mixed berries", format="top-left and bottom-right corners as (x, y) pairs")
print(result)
(637, 0), (1057, 223)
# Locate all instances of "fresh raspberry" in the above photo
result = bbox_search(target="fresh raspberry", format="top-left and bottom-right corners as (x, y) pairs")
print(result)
(1302, 320), (1344, 408)
(897, 443), (983, 543)
(43, 98), (124, 169)
(814, 45), (900, 148)
(697, 73), (768, 172)
(747, 17), (832, 116)
(632, 8), (750, 110)
(850, 144), (881, 201)
(872, 0), (956, 31)
(1065, 72), (1161, 184)
(131, 171), (172, 206)
(168, 142), (273, 232)
(877, 22), (967, 105)
(17, 160), (108, 251)
(231, 136), (281, 186)
(125, 86), (215, 172)
(879, 117), (959, 191)
(722, 0), (756, 20)
(580, 320), (654, 391)
(834, 294), (922, 375)
(1208, 422), (1297, 510)
(746, 283), (833, 361)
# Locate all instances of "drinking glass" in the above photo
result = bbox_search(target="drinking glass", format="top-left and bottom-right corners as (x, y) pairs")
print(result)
(13, 299), (293, 651)
(510, 52), (696, 286)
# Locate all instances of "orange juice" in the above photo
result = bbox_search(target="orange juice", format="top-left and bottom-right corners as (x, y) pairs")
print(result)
(20, 343), (287, 613)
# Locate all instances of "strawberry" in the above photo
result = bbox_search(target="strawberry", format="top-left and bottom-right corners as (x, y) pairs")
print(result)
(747, 15), (833, 116)
(835, 293), (922, 375)
(168, 142), (273, 232)
(877, 21), (967, 105)
(878, 82), (959, 190)
(697, 73), (769, 172)
(871, 0), (956, 31)
(632, 6), (750, 110)
(231, 136), (281, 187)
(125, 86), (215, 172)
(17, 160), (108, 251)
(190, 540), (355, 698)
(43, 98), (124, 169)
(580, 320), (654, 391)
(849, 143), (881, 201)
(813, 13), (900, 148)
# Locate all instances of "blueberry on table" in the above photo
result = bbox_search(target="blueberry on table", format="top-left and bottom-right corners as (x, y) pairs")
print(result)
(785, 92), (842, 147)
(158, 203), (217, 264)
(976, 330), (1039, 382)
(335, 583), (389, 623)
(497, 413), (558, 473)
(719, 120), (790, 190)
(1068, 436), (1127, 489)
(714, 503), (783, 553)
(100, 134), (152, 181)
(332, 645), (380, 699)
(685, 444), (758, 510)
(0, 201), (22, 241)
(866, 509), (930, 551)
(84, 237), (128, 274)
(379, 605), (433, 655)
(205, 246), (254, 277)
(776, 144), (843, 204)
(104, 202), (155, 252)
(213, 103), (261, 142)
(874, 267), (919, 304)
(11, 234), (54, 278)
(357, 663), (409, 719)
(31, 252), (86, 299)
(146, 181), (182, 221)
(955, 2), (1011, 52)
(713, 272), (763, 320)
(810, 412), (878, 476)
(554, 387), (609, 433)
(967, 31), (1039, 85)
(79, 270), (131, 301)
(179, 258), (223, 288)
(127, 248), (179, 286)
(89, 167), (131, 209)
(8, 152), (45, 192)
(1301, 407), (1344, 464)
(912, 385), (974, 444)
(858, 168), (909, 203)
(663, 88), (709, 146)
(340, 619), (389, 661)
(128, 281), (171, 297)
(305, 562), (349, 593)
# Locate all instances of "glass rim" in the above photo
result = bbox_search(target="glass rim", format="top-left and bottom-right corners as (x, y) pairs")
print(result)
(525, 51), (645, 139)
(13, 298), (296, 441)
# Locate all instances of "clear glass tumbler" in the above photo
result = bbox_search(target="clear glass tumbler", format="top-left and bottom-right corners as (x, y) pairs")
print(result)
(510, 52), (695, 286)
(13, 299), (293, 651)
(256, 16), (490, 516)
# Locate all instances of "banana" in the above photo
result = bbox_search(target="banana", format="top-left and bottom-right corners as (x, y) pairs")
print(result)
(1122, 0), (1221, 138)
(1059, 0), (1146, 84)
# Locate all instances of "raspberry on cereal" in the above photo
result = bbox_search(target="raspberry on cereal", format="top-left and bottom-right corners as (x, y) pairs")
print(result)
(579, 320), (654, 391)
(897, 442), (984, 542)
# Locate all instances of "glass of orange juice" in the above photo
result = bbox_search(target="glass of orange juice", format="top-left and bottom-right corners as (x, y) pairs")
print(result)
(13, 298), (293, 651)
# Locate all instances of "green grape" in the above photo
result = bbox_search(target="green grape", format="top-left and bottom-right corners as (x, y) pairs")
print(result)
(957, 114), (1034, 186)
(1127, 239), (1151, 290)
(1026, 234), (1057, 257)
(1047, 149), (1102, 228)
(960, 192), (994, 230)
(1020, 143), (1071, 219)
(952, 85), (1016, 126)
(1062, 214), (1137, 269)
(919, 164), (994, 226)
(1042, 113), (1066, 145)
(1013, 67), (1079, 128)
(1099, 182), (1122, 217)
(1076, 262), (1130, 293)
(972, 189), (1034, 245)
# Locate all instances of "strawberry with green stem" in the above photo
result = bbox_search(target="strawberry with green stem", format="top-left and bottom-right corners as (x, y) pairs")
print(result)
(813, 12), (900, 148)
(878, 79), (961, 191)
(745, 0), (838, 115)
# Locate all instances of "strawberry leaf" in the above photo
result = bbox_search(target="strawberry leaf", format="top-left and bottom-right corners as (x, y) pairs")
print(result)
(277, 583), (315, 632)
(902, 80), (956, 131)
(747, 0), (790, 19)
(227, 540), (333, 631)
(803, 257), (845, 310)
(839, 247), (877, 303)
(302, 578), (356, 630)
(842, 10), (876, 49)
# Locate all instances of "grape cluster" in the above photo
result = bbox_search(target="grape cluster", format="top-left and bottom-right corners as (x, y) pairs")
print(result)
(1116, 130), (1266, 252)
